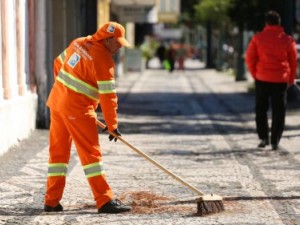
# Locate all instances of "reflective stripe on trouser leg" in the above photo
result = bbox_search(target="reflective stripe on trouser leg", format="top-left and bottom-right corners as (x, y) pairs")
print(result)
(83, 161), (113, 208)
(45, 110), (72, 207)
(62, 114), (113, 209)
(83, 162), (105, 178)
(48, 163), (68, 177)
(45, 164), (68, 207)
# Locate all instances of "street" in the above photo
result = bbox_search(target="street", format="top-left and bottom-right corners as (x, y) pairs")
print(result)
(0, 59), (300, 225)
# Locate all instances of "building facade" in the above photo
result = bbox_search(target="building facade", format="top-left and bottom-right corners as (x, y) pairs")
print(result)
(0, 0), (180, 156)
(0, 0), (37, 156)
(0, 0), (108, 156)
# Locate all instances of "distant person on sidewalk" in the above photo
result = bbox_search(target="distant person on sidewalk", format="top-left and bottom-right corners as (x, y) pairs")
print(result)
(44, 22), (132, 213)
(245, 11), (297, 150)
(176, 42), (188, 71)
(166, 42), (176, 73)
(156, 42), (166, 69)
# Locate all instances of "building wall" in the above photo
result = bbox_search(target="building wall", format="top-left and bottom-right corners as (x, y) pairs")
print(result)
(0, 0), (37, 156)
(97, 0), (110, 28)
(157, 0), (180, 23)
(0, 0), (112, 156)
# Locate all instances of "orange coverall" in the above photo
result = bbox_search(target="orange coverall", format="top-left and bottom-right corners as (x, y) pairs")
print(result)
(45, 30), (119, 209)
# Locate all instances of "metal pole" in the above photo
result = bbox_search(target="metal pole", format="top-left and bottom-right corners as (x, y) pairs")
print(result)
(282, 0), (294, 35)
(235, 24), (246, 81)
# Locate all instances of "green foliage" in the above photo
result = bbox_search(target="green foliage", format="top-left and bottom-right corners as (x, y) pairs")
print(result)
(194, 0), (231, 25)
(140, 36), (159, 59)
(180, 0), (200, 16)
(227, 0), (283, 31)
(178, 0), (200, 27)
(191, 0), (285, 31)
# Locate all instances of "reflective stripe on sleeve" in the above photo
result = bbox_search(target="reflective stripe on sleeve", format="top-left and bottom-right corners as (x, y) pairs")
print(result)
(97, 80), (116, 94)
(83, 162), (105, 178)
(58, 50), (67, 63)
(48, 163), (68, 177)
(56, 69), (99, 101)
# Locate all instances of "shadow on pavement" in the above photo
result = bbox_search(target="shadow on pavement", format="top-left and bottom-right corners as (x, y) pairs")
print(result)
(118, 92), (256, 116)
(224, 195), (300, 201)
(116, 92), (300, 135)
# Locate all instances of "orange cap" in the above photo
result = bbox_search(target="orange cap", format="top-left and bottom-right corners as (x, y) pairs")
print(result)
(91, 22), (130, 47)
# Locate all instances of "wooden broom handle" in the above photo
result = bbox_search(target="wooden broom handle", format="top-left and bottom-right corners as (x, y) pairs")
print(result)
(96, 119), (205, 196)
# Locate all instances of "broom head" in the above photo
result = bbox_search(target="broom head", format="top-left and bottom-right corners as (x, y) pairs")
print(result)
(196, 194), (224, 216)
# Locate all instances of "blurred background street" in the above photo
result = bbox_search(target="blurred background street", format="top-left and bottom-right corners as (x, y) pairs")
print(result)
(1, 59), (300, 224)
(1, 0), (300, 224)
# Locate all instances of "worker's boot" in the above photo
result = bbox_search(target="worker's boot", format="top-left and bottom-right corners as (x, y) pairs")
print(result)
(98, 199), (131, 214)
(44, 203), (63, 212)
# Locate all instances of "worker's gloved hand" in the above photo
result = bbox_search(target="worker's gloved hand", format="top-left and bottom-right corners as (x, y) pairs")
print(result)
(109, 129), (122, 142)
(102, 127), (122, 142)
(102, 126), (108, 133)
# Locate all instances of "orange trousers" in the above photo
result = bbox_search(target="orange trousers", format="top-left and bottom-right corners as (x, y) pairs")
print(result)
(45, 109), (113, 209)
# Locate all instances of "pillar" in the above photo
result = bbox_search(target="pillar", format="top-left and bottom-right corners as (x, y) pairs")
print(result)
(16, 0), (27, 96)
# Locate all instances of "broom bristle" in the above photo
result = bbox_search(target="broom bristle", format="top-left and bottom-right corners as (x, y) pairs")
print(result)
(197, 200), (224, 216)
(196, 194), (225, 216)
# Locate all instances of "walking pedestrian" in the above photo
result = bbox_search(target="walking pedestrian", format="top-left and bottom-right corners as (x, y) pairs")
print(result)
(245, 11), (298, 150)
(156, 42), (166, 69)
(166, 42), (176, 73)
(44, 21), (132, 213)
(176, 42), (188, 71)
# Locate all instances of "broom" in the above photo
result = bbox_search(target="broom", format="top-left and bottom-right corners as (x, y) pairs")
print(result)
(96, 119), (224, 216)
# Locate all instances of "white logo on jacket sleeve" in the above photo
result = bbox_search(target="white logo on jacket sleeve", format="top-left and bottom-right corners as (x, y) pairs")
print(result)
(107, 25), (116, 33)
(67, 52), (81, 68)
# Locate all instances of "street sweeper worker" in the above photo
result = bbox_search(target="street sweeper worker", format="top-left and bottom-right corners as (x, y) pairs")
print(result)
(44, 21), (132, 214)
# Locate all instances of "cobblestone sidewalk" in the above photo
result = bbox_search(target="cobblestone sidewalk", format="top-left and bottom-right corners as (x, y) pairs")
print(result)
(0, 59), (300, 225)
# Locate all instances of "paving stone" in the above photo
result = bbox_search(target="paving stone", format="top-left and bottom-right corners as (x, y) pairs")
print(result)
(0, 59), (299, 224)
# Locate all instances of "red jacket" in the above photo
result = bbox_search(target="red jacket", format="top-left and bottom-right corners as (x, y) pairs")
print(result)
(245, 25), (297, 84)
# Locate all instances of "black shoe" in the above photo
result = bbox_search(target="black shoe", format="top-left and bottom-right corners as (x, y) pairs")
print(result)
(258, 139), (269, 148)
(44, 203), (63, 212)
(271, 144), (278, 150)
(98, 199), (131, 214)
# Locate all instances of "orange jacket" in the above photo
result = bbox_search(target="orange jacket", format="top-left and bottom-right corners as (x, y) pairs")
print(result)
(47, 35), (118, 131)
(245, 25), (297, 84)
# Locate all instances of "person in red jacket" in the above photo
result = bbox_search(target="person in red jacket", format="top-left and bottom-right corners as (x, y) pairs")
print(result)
(44, 22), (132, 213)
(245, 11), (298, 150)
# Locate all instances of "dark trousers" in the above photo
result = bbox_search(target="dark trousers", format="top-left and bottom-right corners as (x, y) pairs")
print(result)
(255, 80), (287, 145)
(168, 59), (175, 72)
